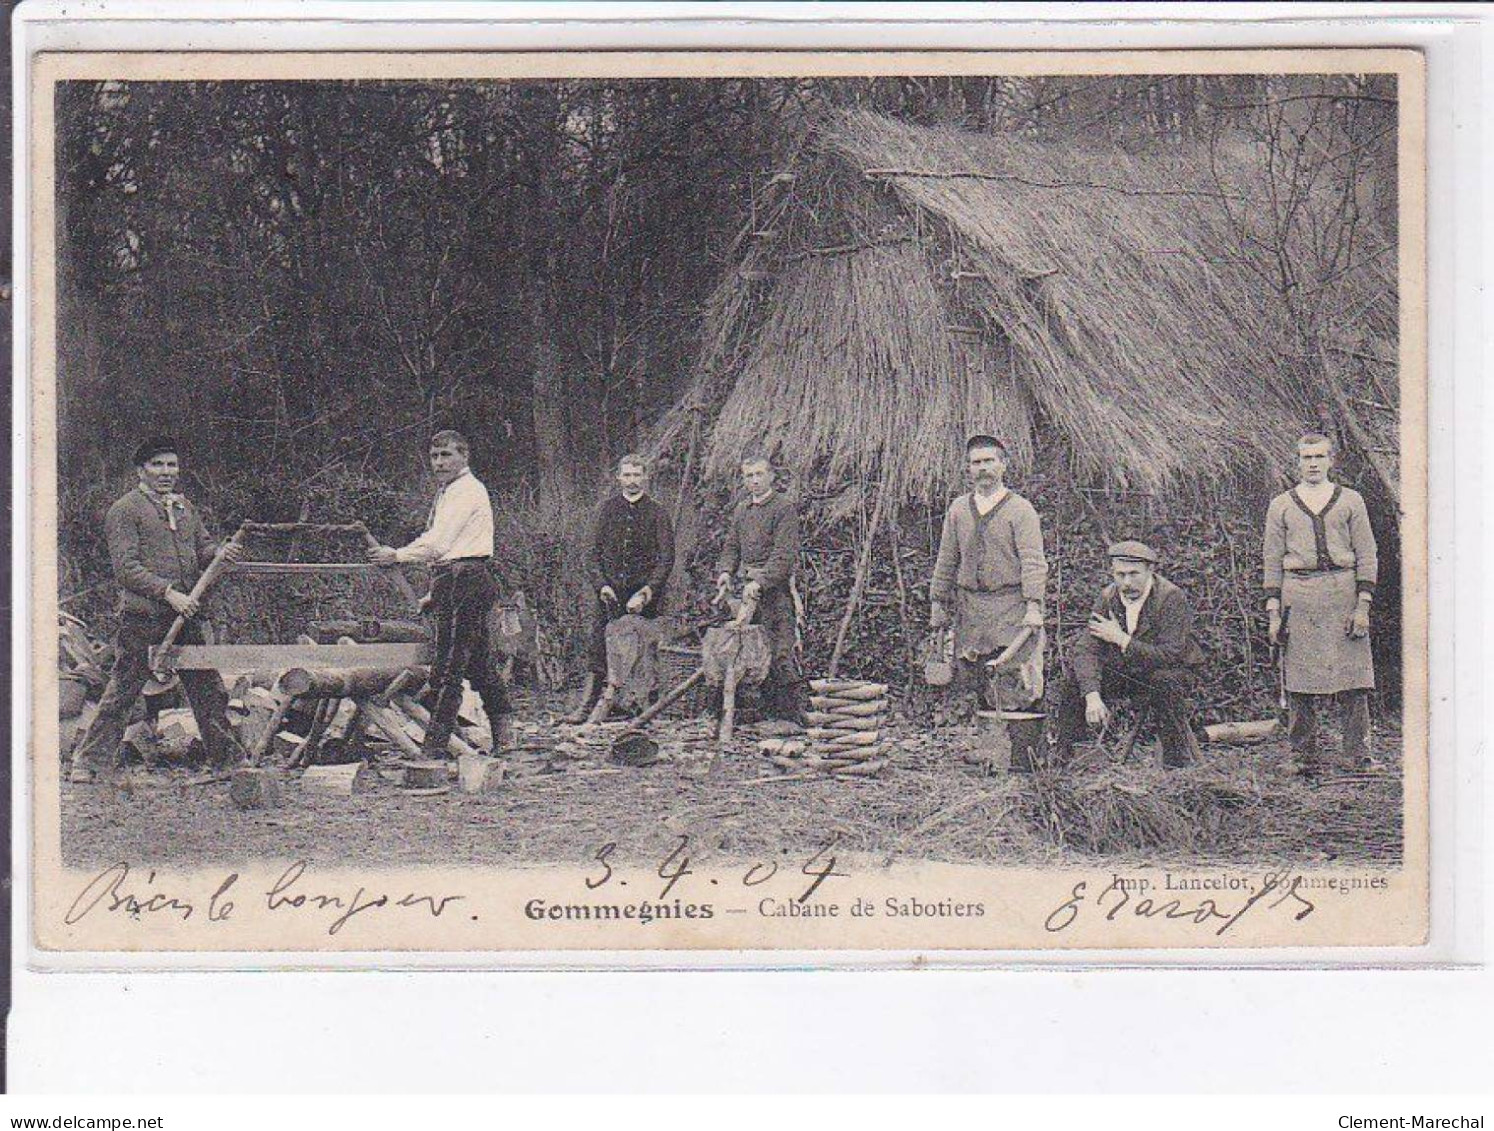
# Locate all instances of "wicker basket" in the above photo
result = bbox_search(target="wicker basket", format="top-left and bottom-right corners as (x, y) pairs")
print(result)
(658, 642), (706, 717)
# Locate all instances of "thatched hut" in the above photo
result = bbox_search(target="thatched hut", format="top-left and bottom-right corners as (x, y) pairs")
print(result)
(655, 109), (1401, 709)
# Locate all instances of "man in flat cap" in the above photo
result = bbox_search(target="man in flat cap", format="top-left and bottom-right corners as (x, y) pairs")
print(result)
(69, 437), (241, 784)
(929, 434), (1048, 770)
(1263, 433), (1379, 777)
(1050, 541), (1205, 769)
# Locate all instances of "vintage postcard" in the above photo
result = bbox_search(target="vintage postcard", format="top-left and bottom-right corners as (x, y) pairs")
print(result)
(24, 47), (1428, 959)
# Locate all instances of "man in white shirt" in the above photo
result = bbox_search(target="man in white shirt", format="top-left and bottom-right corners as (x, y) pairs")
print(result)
(369, 430), (511, 756)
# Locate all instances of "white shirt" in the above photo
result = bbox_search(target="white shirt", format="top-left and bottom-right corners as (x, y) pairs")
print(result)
(1119, 576), (1154, 635)
(395, 468), (494, 563)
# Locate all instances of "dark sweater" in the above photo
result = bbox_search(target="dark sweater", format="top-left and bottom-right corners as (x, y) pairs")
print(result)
(587, 493), (675, 605)
(1071, 572), (1205, 694)
(104, 486), (219, 616)
(715, 491), (800, 593)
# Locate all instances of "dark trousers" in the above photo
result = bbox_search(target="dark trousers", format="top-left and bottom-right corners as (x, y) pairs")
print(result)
(755, 586), (809, 722)
(1288, 690), (1370, 766)
(74, 610), (233, 771)
(425, 560), (511, 758)
(586, 585), (659, 677)
(1052, 663), (1201, 768)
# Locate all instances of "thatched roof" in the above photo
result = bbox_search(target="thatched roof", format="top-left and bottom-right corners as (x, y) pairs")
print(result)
(660, 108), (1398, 502)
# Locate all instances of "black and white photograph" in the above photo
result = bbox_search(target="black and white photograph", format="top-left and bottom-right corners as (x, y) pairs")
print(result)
(27, 50), (1427, 952)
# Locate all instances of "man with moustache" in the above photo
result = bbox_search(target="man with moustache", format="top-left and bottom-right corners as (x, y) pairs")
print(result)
(715, 454), (809, 725)
(929, 434), (1048, 771)
(566, 453), (676, 723)
(1050, 541), (1206, 770)
(1263, 433), (1379, 776)
(69, 437), (242, 784)
(368, 429), (513, 756)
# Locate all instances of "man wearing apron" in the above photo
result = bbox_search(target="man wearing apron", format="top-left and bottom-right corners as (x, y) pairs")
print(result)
(1263, 433), (1379, 777)
(929, 434), (1048, 772)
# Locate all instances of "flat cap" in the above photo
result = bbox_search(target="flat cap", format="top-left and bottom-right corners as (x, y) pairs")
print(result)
(965, 433), (1008, 456)
(132, 436), (179, 466)
(1107, 540), (1159, 565)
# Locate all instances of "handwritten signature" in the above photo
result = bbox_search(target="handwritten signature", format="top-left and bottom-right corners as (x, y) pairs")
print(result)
(65, 861), (465, 936)
(1043, 871), (1316, 936)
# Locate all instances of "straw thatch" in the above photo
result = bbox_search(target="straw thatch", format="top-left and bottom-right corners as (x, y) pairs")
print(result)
(660, 108), (1398, 502)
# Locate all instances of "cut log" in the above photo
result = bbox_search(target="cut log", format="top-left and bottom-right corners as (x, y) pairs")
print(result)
(402, 760), (451, 789)
(457, 754), (505, 794)
(808, 679), (887, 698)
(390, 696), (484, 759)
(807, 697), (884, 716)
(833, 758), (889, 778)
(279, 665), (426, 699)
(248, 687), (298, 764)
(301, 762), (375, 797)
(1203, 719), (1281, 744)
(804, 711), (880, 730)
(361, 700), (426, 760)
(808, 728), (880, 746)
(153, 643), (432, 674)
(229, 767), (284, 810)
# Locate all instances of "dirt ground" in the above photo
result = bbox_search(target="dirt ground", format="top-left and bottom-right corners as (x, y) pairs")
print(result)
(58, 703), (1404, 872)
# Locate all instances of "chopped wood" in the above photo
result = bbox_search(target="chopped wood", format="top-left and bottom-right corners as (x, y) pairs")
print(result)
(808, 679), (888, 698)
(457, 754), (506, 794)
(393, 694), (486, 755)
(361, 700), (426, 760)
(807, 697), (883, 716)
(808, 728), (880, 746)
(229, 767), (284, 810)
(301, 762), (376, 797)
(804, 711), (880, 730)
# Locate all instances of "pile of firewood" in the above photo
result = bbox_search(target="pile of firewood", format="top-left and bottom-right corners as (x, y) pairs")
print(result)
(758, 678), (889, 778)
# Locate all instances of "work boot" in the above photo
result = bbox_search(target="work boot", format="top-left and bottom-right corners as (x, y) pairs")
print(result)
(563, 674), (601, 725)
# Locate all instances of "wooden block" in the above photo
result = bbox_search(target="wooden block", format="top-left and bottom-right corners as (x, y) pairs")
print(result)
(457, 754), (505, 794)
(271, 731), (306, 761)
(302, 762), (376, 797)
(402, 760), (452, 789)
(229, 767), (284, 810)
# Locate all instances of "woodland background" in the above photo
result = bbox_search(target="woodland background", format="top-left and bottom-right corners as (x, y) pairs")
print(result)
(53, 74), (1402, 714)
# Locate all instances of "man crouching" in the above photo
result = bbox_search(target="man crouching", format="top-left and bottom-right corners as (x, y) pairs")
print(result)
(1050, 541), (1205, 769)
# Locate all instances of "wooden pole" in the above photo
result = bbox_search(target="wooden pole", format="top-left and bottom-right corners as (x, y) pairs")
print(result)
(827, 479), (888, 678)
(614, 667), (705, 739)
(355, 521), (424, 612)
(152, 522), (246, 672)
